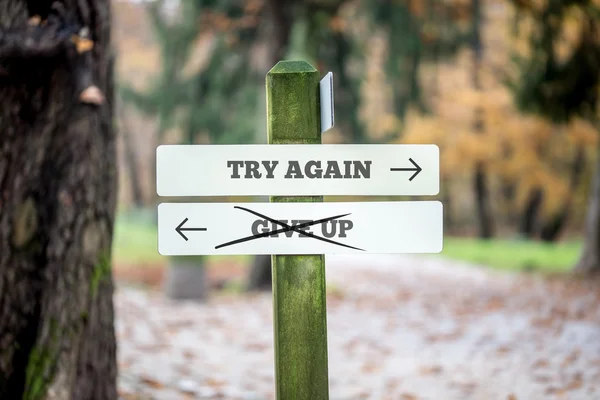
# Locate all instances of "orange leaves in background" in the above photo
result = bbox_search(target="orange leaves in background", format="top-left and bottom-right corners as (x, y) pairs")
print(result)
(201, 0), (264, 33)
(329, 16), (346, 32)
(359, 32), (403, 141)
(354, 0), (598, 224)
(398, 85), (594, 218)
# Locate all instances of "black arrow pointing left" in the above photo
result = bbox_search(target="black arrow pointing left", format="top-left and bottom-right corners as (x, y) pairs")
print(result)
(175, 218), (207, 241)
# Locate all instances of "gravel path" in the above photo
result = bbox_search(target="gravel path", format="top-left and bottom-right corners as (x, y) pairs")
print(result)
(116, 255), (600, 400)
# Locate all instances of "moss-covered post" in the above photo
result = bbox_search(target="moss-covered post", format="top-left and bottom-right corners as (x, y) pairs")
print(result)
(266, 60), (329, 399)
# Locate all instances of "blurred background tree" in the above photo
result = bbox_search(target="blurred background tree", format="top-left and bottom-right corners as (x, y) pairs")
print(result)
(110, 0), (600, 287)
(505, 0), (600, 271)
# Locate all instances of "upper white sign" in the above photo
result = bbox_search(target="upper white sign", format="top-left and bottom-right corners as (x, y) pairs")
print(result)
(156, 144), (439, 197)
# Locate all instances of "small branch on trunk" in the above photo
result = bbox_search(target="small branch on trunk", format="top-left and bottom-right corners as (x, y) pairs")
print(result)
(79, 85), (104, 105)
(0, 2), (80, 59)
(0, 24), (69, 59)
(70, 28), (104, 105)
(0, 3), (104, 106)
(75, 53), (105, 105)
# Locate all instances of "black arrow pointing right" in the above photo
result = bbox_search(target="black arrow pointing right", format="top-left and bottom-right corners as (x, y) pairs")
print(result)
(390, 158), (422, 181)
(175, 218), (207, 241)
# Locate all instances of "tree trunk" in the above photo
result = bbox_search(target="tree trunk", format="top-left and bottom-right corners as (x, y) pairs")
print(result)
(245, 0), (294, 292)
(540, 144), (586, 242)
(266, 0), (292, 66)
(0, 1), (118, 398)
(501, 179), (517, 224)
(575, 139), (600, 273)
(441, 178), (454, 230)
(500, 144), (518, 226)
(246, 255), (272, 291)
(471, 0), (494, 239)
(474, 163), (494, 238)
(117, 103), (144, 208)
(332, 31), (364, 143)
(519, 188), (543, 238)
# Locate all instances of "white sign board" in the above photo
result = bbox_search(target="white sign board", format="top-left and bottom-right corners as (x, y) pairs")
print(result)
(156, 144), (439, 196)
(158, 201), (443, 256)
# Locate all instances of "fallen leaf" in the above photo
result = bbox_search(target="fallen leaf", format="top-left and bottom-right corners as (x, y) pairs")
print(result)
(166, 320), (194, 330)
(400, 393), (418, 400)
(565, 373), (583, 391)
(140, 375), (164, 389)
(396, 290), (413, 301)
(135, 344), (168, 352)
(545, 387), (563, 395)
(532, 374), (552, 383)
(451, 381), (477, 394)
(343, 338), (360, 352)
(425, 329), (463, 343)
(560, 350), (580, 368)
(385, 378), (402, 391)
(532, 359), (550, 369)
(182, 350), (195, 359)
(204, 377), (226, 388)
(507, 395), (517, 400)
(485, 297), (505, 311)
(361, 362), (380, 373)
(174, 364), (192, 376)
(419, 365), (443, 375)
(245, 342), (268, 351)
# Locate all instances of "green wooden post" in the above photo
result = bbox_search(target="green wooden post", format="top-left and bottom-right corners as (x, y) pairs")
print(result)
(266, 60), (329, 400)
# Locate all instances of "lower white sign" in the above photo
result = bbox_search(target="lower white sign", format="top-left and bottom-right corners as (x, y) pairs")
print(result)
(158, 201), (443, 256)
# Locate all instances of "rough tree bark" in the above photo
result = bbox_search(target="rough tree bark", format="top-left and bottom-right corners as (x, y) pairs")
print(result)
(0, 1), (118, 399)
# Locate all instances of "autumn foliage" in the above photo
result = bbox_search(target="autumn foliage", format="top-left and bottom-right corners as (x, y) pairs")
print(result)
(113, 0), (598, 240)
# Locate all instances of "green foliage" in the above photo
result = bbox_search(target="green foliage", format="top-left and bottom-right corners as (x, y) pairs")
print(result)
(508, 0), (600, 123)
(120, 0), (262, 145)
(117, 0), (485, 148)
(440, 237), (580, 272)
(184, 38), (260, 145)
(113, 211), (250, 264)
(23, 321), (59, 400)
(360, 0), (471, 128)
(24, 346), (51, 399)
(91, 252), (111, 297)
(114, 214), (161, 264)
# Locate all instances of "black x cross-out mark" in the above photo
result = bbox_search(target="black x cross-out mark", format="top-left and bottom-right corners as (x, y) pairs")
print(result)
(215, 206), (365, 251)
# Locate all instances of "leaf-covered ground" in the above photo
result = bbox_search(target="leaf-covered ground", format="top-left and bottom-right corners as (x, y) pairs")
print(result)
(115, 255), (600, 399)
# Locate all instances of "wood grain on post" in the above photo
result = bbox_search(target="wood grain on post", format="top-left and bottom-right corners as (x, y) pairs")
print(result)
(266, 60), (330, 400)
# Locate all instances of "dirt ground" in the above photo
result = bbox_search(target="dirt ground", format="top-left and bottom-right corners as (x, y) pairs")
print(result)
(114, 255), (600, 400)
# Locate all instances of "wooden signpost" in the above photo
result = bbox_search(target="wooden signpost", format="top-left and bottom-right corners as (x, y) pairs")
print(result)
(156, 60), (443, 400)
(267, 61), (329, 400)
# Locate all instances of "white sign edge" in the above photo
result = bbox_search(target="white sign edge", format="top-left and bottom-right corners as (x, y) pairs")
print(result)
(320, 72), (334, 133)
